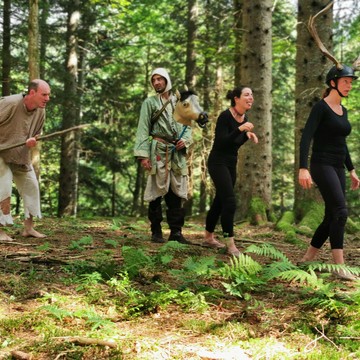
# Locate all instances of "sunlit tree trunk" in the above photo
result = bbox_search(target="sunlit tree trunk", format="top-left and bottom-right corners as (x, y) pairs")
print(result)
(58, 1), (81, 216)
(237, 0), (273, 224)
(293, 0), (332, 221)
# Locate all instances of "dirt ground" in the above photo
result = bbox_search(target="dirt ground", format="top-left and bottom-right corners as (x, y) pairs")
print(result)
(0, 216), (359, 359)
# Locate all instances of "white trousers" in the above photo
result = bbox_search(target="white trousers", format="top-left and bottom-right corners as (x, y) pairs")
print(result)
(0, 157), (42, 225)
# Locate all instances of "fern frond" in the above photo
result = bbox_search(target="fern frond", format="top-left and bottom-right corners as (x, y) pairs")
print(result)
(277, 269), (322, 287)
(245, 243), (290, 262)
(158, 241), (188, 253)
(302, 262), (360, 276)
(220, 254), (262, 278)
(183, 256), (217, 276)
(263, 260), (297, 280)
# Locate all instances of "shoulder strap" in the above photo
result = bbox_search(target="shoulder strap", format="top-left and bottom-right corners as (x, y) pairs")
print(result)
(150, 97), (172, 126)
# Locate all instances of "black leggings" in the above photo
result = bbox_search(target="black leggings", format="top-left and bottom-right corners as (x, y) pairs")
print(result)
(205, 163), (237, 237)
(310, 163), (347, 250)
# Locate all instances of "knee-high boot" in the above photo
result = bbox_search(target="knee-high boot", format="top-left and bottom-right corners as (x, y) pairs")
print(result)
(166, 208), (192, 245)
(148, 206), (165, 243)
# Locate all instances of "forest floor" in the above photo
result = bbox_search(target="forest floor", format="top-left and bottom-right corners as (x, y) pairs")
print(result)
(0, 216), (359, 360)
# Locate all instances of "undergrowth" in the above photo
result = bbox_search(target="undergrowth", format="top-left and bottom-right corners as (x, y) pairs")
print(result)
(0, 217), (359, 360)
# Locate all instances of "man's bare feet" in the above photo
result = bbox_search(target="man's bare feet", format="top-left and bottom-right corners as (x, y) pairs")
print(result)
(0, 230), (14, 241)
(22, 228), (47, 238)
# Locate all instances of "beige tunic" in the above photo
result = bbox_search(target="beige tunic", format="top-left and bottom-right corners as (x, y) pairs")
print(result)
(0, 94), (45, 224)
(0, 94), (45, 165)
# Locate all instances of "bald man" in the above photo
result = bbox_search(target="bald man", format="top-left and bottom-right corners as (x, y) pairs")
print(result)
(0, 79), (51, 240)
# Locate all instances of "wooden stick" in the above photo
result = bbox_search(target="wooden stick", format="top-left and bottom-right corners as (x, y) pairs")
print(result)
(55, 336), (117, 348)
(0, 124), (90, 152)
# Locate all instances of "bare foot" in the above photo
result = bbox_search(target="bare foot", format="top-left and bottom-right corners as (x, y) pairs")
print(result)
(203, 239), (226, 249)
(22, 228), (47, 238)
(0, 230), (14, 241)
(227, 244), (240, 257)
(0, 231), (14, 241)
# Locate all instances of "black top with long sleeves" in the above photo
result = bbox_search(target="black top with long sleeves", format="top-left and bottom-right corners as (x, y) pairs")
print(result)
(299, 99), (354, 171)
(208, 109), (249, 167)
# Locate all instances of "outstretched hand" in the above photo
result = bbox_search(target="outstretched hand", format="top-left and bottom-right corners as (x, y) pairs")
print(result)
(246, 131), (258, 144)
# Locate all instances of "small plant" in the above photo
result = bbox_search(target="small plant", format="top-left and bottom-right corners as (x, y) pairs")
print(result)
(104, 238), (118, 248)
(219, 254), (265, 299)
(170, 256), (217, 287)
(121, 246), (153, 278)
(36, 242), (51, 251)
(68, 235), (93, 251)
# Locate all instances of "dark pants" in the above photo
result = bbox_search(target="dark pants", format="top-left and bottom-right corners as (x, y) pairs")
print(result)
(310, 163), (348, 250)
(149, 187), (182, 212)
(205, 163), (237, 237)
(148, 187), (184, 235)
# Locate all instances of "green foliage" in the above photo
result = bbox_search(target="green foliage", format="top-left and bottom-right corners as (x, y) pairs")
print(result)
(121, 246), (153, 278)
(299, 202), (324, 231)
(104, 238), (118, 248)
(219, 254), (264, 299)
(249, 197), (268, 225)
(107, 272), (208, 318)
(275, 211), (306, 246)
(346, 217), (360, 234)
(170, 256), (217, 287)
(36, 242), (52, 252)
(68, 236), (94, 251)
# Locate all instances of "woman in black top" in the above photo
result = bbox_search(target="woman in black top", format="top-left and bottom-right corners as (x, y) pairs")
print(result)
(203, 86), (258, 256)
(298, 64), (359, 280)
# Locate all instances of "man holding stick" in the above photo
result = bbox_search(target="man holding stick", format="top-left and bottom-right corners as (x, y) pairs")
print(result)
(0, 79), (50, 240)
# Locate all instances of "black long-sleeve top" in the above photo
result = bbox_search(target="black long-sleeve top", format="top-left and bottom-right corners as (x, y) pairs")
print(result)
(299, 99), (354, 171)
(208, 109), (249, 167)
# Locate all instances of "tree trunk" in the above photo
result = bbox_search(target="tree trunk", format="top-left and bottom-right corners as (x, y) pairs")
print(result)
(184, 0), (198, 216)
(233, 0), (243, 86)
(2, 0), (11, 96)
(293, 0), (332, 221)
(28, 0), (42, 180)
(58, 1), (81, 216)
(237, 0), (273, 224)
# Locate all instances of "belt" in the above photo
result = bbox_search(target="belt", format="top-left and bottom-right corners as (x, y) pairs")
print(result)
(152, 136), (174, 145)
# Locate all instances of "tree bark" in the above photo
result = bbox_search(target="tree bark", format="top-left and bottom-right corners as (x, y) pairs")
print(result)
(58, 1), (81, 216)
(1, 0), (11, 96)
(293, 0), (332, 221)
(237, 0), (273, 224)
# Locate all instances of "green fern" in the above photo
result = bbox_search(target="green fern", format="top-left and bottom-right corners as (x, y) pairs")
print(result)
(262, 260), (298, 280)
(245, 243), (290, 262)
(219, 254), (265, 298)
(276, 269), (323, 287)
(121, 246), (153, 278)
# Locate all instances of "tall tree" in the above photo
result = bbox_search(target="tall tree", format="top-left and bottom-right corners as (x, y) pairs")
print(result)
(293, 0), (333, 221)
(2, 0), (11, 96)
(184, 0), (198, 215)
(236, 0), (273, 224)
(58, 0), (81, 216)
(28, 0), (39, 79)
(233, 0), (243, 85)
(28, 0), (42, 179)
